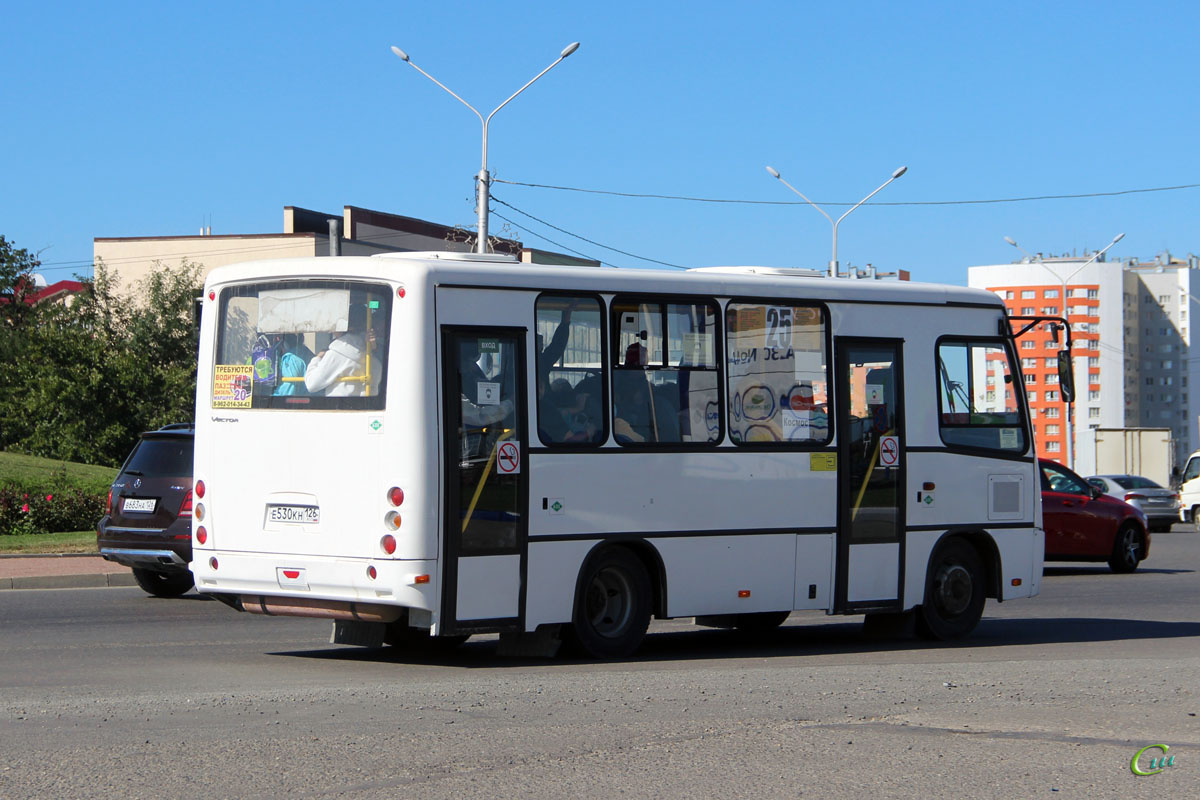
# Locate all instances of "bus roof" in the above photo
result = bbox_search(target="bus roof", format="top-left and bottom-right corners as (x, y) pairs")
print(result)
(203, 252), (1004, 310)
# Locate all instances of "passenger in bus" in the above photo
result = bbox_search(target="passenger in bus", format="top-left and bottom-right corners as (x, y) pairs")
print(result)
(304, 305), (368, 396)
(538, 378), (597, 443)
(273, 334), (313, 396)
(613, 372), (651, 443)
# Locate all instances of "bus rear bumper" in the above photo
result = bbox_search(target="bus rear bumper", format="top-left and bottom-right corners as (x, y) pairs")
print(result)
(191, 551), (437, 618)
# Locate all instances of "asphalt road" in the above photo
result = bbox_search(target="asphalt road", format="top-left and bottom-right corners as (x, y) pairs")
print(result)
(2, 529), (1199, 799)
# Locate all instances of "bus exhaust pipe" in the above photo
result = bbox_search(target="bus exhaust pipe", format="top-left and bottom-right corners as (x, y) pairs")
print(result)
(240, 595), (403, 623)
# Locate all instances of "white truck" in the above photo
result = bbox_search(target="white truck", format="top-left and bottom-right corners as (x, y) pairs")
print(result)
(1178, 448), (1200, 525)
(1092, 427), (1173, 488)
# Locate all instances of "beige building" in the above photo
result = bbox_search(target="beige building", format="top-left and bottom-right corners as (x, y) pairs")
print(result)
(94, 205), (598, 290)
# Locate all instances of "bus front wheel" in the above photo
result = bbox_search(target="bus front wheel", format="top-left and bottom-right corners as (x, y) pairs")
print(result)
(915, 538), (985, 641)
(568, 547), (651, 659)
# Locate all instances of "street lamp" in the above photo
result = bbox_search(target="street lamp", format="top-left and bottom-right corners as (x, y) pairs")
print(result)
(766, 164), (908, 278)
(1005, 232), (1126, 469)
(392, 42), (580, 254)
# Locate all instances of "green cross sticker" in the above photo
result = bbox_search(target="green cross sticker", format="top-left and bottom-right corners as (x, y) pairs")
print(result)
(551, 501), (563, 513)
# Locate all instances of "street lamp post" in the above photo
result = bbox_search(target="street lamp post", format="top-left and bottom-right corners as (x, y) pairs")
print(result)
(1005, 232), (1126, 469)
(766, 165), (908, 277)
(392, 42), (580, 254)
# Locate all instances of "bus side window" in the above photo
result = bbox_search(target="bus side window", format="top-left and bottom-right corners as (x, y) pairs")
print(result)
(611, 298), (720, 445)
(535, 294), (605, 445)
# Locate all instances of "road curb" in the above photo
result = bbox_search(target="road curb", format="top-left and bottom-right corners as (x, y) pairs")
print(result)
(0, 572), (138, 591)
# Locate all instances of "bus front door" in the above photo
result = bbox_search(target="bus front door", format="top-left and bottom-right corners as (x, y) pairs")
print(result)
(441, 328), (527, 634)
(835, 339), (905, 613)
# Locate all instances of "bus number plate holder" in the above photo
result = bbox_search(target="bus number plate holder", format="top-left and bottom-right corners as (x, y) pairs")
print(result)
(267, 505), (320, 525)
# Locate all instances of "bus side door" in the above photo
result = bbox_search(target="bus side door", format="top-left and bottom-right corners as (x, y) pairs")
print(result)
(440, 326), (528, 634)
(835, 339), (905, 612)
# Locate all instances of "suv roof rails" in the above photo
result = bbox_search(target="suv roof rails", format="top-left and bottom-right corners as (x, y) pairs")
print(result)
(156, 422), (195, 431)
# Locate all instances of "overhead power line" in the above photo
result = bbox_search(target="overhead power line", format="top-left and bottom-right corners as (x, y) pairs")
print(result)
(490, 195), (688, 269)
(493, 178), (1200, 207)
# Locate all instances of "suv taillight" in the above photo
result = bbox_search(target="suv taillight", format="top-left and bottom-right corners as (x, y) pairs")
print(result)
(178, 490), (193, 518)
(106, 488), (113, 514)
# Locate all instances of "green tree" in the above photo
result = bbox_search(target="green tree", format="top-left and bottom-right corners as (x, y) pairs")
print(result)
(0, 236), (40, 327)
(0, 258), (203, 466)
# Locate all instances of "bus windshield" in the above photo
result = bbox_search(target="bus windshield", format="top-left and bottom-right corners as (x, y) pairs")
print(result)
(212, 280), (391, 410)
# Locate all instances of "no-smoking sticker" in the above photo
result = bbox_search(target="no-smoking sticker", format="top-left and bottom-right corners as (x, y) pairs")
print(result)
(496, 441), (521, 474)
(879, 435), (900, 467)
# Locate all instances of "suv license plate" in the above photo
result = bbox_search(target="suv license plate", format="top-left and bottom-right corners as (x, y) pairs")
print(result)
(267, 505), (320, 524)
(122, 498), (156, 513)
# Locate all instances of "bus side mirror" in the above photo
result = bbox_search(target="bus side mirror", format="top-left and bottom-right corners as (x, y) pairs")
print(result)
(1058, 350), (1075, 403)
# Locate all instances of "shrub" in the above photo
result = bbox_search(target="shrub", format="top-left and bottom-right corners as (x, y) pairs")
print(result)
(0, 471), (108, 535)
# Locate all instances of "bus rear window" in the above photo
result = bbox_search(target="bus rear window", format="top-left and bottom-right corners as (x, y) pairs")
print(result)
(213, 281), (391, 410)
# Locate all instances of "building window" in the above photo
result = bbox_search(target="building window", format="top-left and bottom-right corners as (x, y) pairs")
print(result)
(1024, 373), (1037, 384)
(1044, 289), (1059, 298)
(1046, 373), (1059, 384)
(1044, 357), (1057, 368)
(1005, 291), (1014, 299)
(1088, 407), (1100, 419)
(1087, 289), (1098, 299)
(1021, 340), (1036, 350)
(1162, 360), (1174, 369)
(1021, 306), (1036, 315)
(1022, 358), (1037, 369)
(1088, 389), (1101, 401)
(1044, 406), (1059, 418)
(1045, 440), (1061, 452)
(1022, 290), (1036, 299)
(1088, 357), (1099, 368)
(1045, 390), (1059, 402)
(1046, 424), (1060, 435)
(1041, 306), (1059, 315)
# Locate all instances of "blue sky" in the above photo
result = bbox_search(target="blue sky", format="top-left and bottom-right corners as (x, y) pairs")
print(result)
(4, 0), (1197, 285)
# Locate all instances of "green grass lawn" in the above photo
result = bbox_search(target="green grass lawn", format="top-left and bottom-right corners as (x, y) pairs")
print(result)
(0, 450), (115, 490)
(0, 530), (97, 554)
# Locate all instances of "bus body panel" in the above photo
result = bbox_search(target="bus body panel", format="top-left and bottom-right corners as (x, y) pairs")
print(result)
(527, 451), (836, 536)
(190, 253), (1043, 647)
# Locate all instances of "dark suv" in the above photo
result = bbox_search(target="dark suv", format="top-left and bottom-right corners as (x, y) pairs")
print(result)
(97, 424), (195, 597)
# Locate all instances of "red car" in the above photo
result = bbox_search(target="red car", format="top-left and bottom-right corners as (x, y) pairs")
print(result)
(1040, 458), (1150, 573)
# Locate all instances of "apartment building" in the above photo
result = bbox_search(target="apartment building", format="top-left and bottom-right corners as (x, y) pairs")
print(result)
(969, 251), (1200, 475)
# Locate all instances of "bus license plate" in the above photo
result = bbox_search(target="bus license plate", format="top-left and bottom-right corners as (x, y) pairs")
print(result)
(122, 498), (156, 513)
(267, 505), (320, 524)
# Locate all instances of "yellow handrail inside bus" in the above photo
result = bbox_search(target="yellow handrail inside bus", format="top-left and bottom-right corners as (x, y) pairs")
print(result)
(851, 428), (895, 523)
(461, 429), (513, 535)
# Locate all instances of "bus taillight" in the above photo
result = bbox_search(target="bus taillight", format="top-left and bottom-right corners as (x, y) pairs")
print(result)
(384, 511), (401, 531)
(381, 535), (397, 555)
(196, 527), (208, 545)
(208, 557), (218, 570)
(388, 487), (405, 506)
(195, 480), (206, 499)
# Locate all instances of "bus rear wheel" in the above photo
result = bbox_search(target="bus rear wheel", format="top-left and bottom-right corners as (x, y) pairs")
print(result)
(568, 547), (651, 659)
(915, 539), (985, 641)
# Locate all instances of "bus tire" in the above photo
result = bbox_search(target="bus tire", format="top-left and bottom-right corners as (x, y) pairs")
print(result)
(567, 547), (651, 659)
(733, 611), (791, 633)
(132, 567), (194, 598)
(915, 538), (985, 641)
(384, 623), (470, 652)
